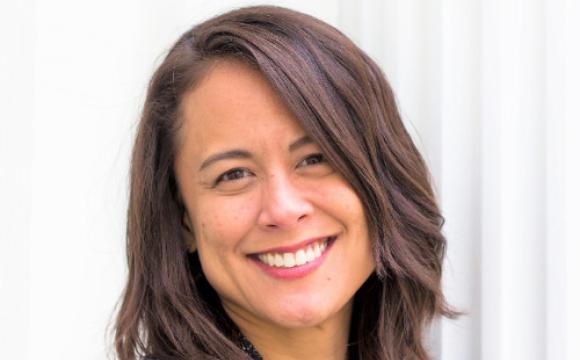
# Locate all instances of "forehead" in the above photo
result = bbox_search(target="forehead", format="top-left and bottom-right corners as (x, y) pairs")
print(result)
(177, 60), (305, 156)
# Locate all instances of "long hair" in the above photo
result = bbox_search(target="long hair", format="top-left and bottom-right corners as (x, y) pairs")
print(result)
(114, 5), (461, 360)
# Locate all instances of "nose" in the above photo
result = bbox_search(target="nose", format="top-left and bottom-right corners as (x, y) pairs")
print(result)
(257, 173), (313, 230)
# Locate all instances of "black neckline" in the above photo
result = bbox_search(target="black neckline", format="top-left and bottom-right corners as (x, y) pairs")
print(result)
(236, 329), (264, 360)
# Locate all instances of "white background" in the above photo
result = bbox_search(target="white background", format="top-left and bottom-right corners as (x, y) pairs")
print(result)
(1, 1), (578, 359)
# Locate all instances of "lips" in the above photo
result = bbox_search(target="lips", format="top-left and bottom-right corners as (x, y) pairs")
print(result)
(250, 235), (335, 256)
(248, 235), (338, 280)
(256, 236), (336, 268)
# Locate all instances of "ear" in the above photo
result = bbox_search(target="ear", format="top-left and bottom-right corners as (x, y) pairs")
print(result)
(181, 210), (196, 253)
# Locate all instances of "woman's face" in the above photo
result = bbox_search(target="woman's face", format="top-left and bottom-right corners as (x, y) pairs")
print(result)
(174, 60), (375, 330)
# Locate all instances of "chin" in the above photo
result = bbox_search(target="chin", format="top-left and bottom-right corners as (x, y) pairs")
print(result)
(265, 299), (337, 329)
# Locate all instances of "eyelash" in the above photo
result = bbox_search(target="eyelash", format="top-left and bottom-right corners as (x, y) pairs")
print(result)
(215, 168), (252, 184)
(298, 153), (325, 167)
(214, 153), (326, 185)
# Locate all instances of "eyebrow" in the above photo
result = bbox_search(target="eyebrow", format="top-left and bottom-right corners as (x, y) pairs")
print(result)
(198, 135), (313, 171)
(198, 150), (251, 171)
(288, 135), (313, 152)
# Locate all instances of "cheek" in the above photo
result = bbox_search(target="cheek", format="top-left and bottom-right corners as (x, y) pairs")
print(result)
(318, 176), (366, 220)
(319, 177), (374, 260)
(193, 194), (258, 251)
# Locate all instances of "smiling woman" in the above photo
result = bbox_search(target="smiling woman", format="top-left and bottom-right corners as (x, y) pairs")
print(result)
(114, 5), (460, 360)
(174, 60), (375, 351)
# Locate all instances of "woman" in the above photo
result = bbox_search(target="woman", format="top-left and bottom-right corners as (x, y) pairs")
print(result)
(114, 5), (460, 360)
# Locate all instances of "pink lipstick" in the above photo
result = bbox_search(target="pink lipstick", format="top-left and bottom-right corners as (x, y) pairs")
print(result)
(248, 235), (338, 280)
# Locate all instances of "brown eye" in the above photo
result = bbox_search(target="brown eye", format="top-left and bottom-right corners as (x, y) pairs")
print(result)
(298, 153), (325, 167)
(215, 168), (253, 185)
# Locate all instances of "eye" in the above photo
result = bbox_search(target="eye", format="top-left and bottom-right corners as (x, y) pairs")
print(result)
(214, 168), (253, 185)
(298, 153), (326, 167)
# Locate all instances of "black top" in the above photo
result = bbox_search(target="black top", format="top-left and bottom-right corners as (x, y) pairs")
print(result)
(237, 330), (263, 360)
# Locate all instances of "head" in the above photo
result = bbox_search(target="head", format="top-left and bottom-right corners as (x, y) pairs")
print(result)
(115, 5), (459, 360)
(174, 57), (376, 334)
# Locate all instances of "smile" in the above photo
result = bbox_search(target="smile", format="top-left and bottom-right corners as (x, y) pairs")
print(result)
(249, 235), (338, 280)
(256, 236), (335, 268)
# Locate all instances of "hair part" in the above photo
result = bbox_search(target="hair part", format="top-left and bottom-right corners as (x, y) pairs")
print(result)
(114, 5), (462, 360)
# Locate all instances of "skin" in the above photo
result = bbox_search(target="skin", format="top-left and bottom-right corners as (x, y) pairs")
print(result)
(174, 59), (375, 360)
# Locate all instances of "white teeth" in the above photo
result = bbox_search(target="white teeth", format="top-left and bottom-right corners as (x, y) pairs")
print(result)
(305, 247), (315, 262)
(256, 237), (334, 268)
(313, 243), (321, 257)
(283, 253), (295, 267)
(267, 253), (275, 266)
(295, 249), (306, 266)
(274, 253), (284, 267)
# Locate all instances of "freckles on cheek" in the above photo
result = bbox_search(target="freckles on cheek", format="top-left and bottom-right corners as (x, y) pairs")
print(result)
(200, 216), (229, 247)
(199, 201), (255, 247)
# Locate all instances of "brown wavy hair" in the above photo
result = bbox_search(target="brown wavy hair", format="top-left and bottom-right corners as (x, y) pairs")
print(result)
(113, 5), (461, 360)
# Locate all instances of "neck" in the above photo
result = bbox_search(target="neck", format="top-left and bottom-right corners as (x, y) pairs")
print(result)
(225, 300), (353, 360)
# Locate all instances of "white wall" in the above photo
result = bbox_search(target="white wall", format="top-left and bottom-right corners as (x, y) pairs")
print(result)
(1, 1), (578, 359)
